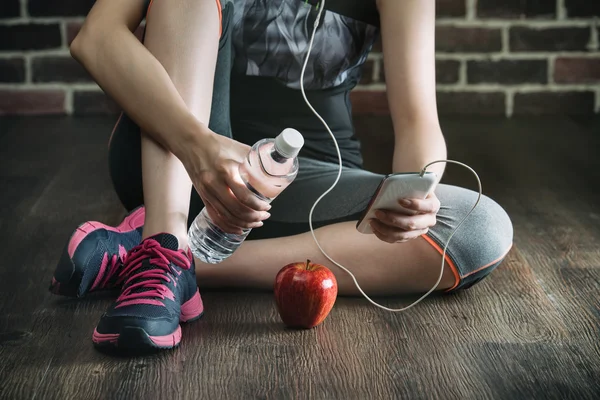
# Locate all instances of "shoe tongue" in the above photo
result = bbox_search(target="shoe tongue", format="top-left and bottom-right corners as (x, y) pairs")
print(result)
(128, 233), (180, 296)
(146, 233), (179, 251)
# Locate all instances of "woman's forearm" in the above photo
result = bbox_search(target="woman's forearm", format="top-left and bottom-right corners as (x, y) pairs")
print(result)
(70, 19), (216, 159)
(392, 124), (447, 178)
(376, 0), (447, 178)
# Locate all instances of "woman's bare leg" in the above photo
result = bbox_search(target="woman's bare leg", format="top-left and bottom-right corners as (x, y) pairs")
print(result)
(141, 0), (220, 247)
(195, 221), (455, 296)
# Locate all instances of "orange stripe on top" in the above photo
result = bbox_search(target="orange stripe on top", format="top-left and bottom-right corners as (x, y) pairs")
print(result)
(421, 234), (461, 292)
(147, 0), (154, 19)
(215, 0), (222, 37)
(107, 112), (124, 149)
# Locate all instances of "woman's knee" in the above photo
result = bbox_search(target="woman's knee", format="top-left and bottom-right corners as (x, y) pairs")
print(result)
(433, 186), (514, 292)
(457, 194), (513, 290)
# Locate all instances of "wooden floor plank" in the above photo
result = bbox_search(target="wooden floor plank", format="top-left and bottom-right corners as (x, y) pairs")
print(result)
(1, 116), (599, 400)
(467, 341), (600, 400)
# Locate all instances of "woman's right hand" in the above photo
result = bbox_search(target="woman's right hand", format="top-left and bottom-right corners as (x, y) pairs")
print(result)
(179, 127), (271, 234)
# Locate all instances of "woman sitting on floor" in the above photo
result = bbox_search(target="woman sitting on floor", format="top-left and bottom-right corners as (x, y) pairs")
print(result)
(49, 0), (513, 351)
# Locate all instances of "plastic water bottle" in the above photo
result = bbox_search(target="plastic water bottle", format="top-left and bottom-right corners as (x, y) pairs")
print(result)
(188, 128), (304, 263)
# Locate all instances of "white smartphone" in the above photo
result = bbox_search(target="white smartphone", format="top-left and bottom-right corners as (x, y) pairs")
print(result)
(356, 171), (438, 234)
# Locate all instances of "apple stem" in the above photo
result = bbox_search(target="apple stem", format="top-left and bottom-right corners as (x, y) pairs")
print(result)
(306, 259), (310, 270)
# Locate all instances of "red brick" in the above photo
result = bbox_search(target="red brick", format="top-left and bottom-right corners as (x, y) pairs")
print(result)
(554, 58), (600, 83)
(435, 60), (461, 83)
(436, 0), (466, 17)
(513, 92), (595, 115)
(436, 92), (505, 115)
(0, 90), (65, 115)
(510, 27), (590, 52)
(565, 0), (600, 17)
(28, 0), (96, 17)
(73, 91), (120, 115)
(436, 27), (502, 53)
(67, 22), (145, 45)
(0, 58), (25, 83)
(477, 0), (556, 18)
(32, 56), (92, 83)
(0, 24), (61, 51)
(467, 60), (547, 84)
(0, 0), (20, 18)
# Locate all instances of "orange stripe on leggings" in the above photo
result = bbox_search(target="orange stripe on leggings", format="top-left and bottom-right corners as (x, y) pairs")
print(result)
(421, 234), (460, 292)
(461, 243), (513, 278)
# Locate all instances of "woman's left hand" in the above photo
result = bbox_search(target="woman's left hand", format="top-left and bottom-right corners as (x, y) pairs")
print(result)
(370, 192), (441, 244)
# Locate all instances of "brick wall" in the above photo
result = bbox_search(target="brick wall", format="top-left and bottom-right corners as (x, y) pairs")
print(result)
(1, 0), (599, 117)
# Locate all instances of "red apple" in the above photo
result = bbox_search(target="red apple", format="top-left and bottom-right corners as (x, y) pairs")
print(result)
(274, 259), (338, 329)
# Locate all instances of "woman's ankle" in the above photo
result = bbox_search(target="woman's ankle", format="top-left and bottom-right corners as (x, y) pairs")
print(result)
(142, 211), (190, 250)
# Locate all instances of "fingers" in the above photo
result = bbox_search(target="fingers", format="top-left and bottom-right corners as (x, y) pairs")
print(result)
(370, 219), (429, 244)
(374, 210), (436, 231)
(206, 182), (270, 229)
(209, 163), (271, 229)
(199, 191), (246, 235)
(225, 171), (271, 212)
(198, 184), (266, 234)
(188, 136), (272, 233)
(399, 192), (441, 214)
(370, 202), (437, 243)
(203, 203), (246, 235)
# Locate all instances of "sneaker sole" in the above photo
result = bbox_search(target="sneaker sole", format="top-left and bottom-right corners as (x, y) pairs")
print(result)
(92, 289), (204, 352)
(49, 206), (145, 297)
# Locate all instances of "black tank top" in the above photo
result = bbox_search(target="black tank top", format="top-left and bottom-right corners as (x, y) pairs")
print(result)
(229, 0), (380, 169)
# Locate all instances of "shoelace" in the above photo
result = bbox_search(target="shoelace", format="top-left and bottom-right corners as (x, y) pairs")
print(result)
(115, 239), (191, 306)
(90, 247), (127, 291)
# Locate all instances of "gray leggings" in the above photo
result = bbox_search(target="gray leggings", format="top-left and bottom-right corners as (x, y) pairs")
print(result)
(253, 157), (514, 292)
(108, 0), (513, 292)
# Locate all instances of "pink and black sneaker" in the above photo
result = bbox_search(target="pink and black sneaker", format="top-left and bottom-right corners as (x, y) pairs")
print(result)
(92, 233), (203, 352)
(49, 206), (145, 298)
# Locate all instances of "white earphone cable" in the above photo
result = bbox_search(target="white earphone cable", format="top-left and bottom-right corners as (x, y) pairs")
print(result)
(299, 0), (482, 311)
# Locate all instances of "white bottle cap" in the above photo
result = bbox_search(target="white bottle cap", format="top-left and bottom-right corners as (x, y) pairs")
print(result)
(274, 128), (304, 158)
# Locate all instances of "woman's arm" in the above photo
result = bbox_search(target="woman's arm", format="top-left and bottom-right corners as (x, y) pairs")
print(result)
(70, 0), (219, 162)
(376, 0), (447, 178)
(367, 0), (444, 244)
(71, 0), (270, 228)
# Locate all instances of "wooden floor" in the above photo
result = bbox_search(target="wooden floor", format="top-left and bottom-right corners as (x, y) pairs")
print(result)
(0, 115), (598, 399)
